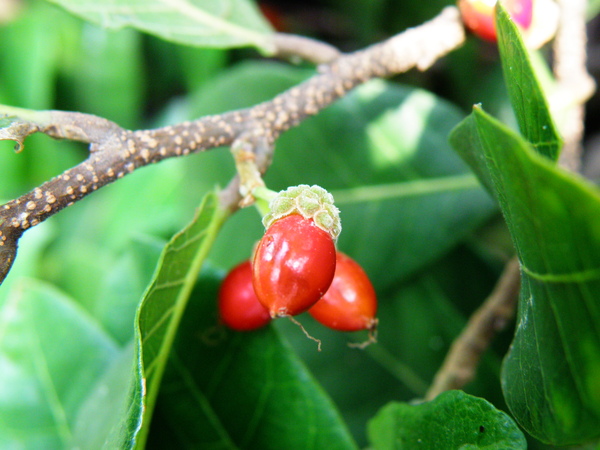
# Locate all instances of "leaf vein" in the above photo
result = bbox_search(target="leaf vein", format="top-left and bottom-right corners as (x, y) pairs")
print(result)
(141, 305), (176, 346)
(521, 264), (600, 283)
(28, 311), (73, 445)
(332, 174), (481, 204)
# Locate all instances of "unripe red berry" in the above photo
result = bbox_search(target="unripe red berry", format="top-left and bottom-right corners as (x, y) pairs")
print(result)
(252, 214), (337, 318)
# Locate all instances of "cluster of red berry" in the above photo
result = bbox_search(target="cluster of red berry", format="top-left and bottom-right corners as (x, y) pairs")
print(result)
(218, 185), (378, 341)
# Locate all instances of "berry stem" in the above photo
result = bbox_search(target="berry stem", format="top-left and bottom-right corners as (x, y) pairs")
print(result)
(230, 137), (266, 207)
(347, 320), (378, 349)
(252, 186), (279, 217)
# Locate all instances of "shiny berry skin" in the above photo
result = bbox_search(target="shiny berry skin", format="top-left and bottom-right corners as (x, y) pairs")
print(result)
(218, 260), (271, 331)
(252, 214), (337, 318)
(309, 252), (377, 332)
(458, 0), (533, 42)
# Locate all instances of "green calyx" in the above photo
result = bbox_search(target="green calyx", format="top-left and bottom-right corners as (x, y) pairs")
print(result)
(262, 185), (341, 241)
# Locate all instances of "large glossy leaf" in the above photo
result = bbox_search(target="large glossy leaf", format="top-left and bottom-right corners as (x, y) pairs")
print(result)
(192, 62), (496, 290)
(495, 3), (562, 161)
(367, 390), (526, 449)
(133, 189), (230, 448)
(94, 236), (165, 346)
(148, 270), (359, 449)
(276, 245), (506, 446)
(451, 107), (600, 445)
(44, 0), (274, 52)
(0, 280), (120, 448)
(71, 343), (142, 449)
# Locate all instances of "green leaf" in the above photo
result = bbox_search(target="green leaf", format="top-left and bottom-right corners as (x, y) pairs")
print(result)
(495, 3), (562, 160)
(94, 236), (165, 345)
(278, 246), (507, 446)
(133, 188), (230, 448)
(588, 0), (600, 19)
(44, 0), (275, 53)
(367, 390), (526, 449)
(149, 271), (359, 449)
(0, 1), (66, 109)
(71, 343), (143, 449)
(66, 26), (145, 129)
(447, 108), (497, 195)
(177, 46), (229, 93)
(451, 107), (600, 445)
(0, 280), (120, 448)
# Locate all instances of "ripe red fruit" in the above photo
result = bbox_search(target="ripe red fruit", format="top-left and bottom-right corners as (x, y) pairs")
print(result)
(458, 0), (533, 42)
(252, 214), (337, 318)
(309, 252), (377, 332)
(218, 260), (271, 331)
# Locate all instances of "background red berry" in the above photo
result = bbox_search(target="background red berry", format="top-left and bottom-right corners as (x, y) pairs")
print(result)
(458, 0), (533, 42)
(218, 260), (271, 331)
(252, 214), (337, 318)
(309, 252), (377, 332)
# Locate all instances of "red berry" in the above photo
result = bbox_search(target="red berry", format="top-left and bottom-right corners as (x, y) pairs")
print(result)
(259, 3), (287, 32)
(309, 252), (377, 332)
(458, 0), (533, 42)
(252, 214), (337, 318)
(506, 0), (533, 29)
(218, 260), (271, 331)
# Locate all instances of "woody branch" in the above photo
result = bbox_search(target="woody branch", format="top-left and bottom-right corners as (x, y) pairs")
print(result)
(0, 6), (465, 283)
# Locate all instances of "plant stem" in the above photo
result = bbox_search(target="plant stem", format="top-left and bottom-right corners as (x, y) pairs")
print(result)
(425, 257), (520, 400)
(252, 186), (279, 218)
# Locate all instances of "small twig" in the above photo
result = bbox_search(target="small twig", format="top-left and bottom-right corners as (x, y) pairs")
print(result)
(272, 33), (342, 64)
(425, 257), (520, 401)
(230, 134), (274, 206)
(553, 0), (596, 171)
(218, 176), (244, 214)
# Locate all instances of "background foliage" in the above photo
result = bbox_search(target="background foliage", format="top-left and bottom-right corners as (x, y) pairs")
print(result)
(1, 0), (600, 448)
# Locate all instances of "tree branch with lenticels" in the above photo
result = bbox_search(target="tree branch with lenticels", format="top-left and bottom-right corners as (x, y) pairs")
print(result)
(0, 7), (465, 284)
